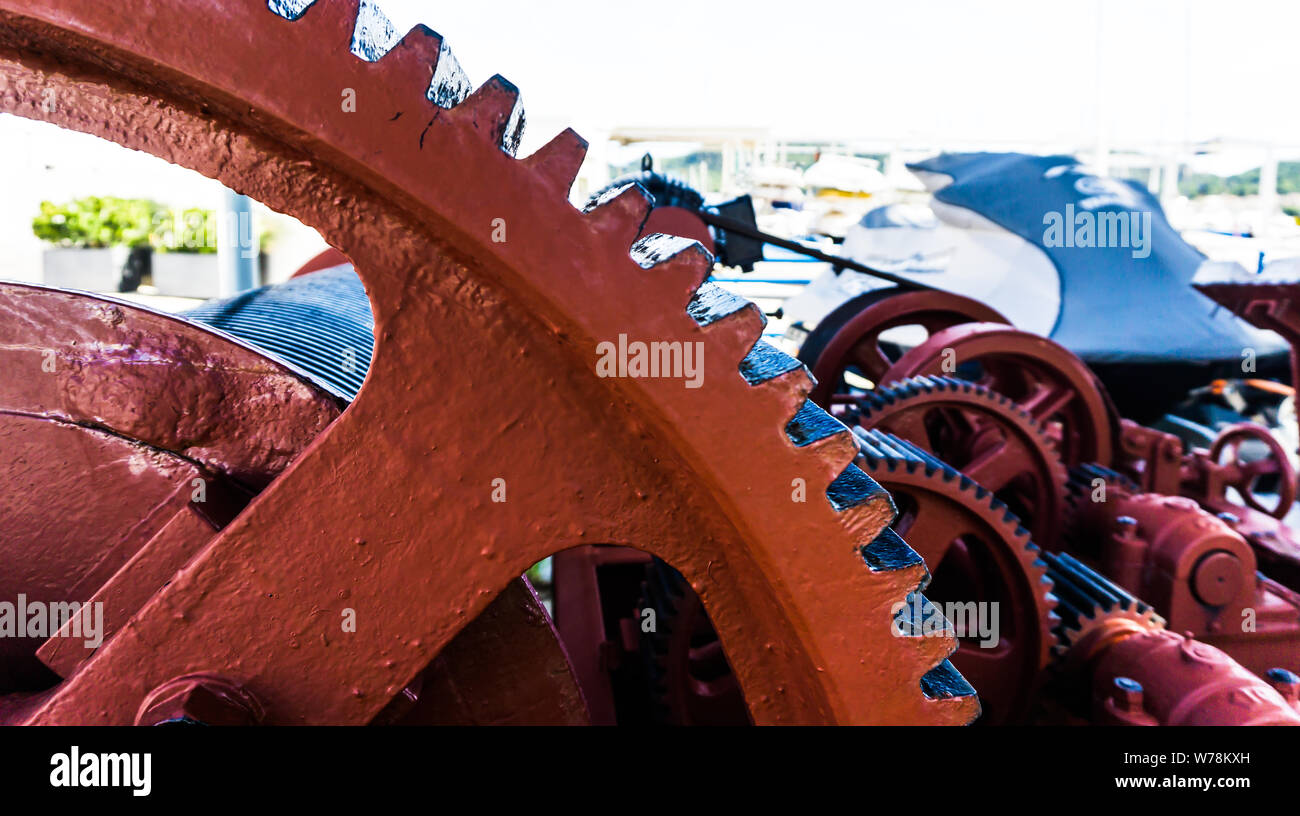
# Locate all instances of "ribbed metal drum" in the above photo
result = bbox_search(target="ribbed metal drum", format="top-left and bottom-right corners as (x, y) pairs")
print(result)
(184, 264), (372, 400)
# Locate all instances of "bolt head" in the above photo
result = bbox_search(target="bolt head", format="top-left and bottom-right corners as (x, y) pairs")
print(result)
(136, 673), (264, 726)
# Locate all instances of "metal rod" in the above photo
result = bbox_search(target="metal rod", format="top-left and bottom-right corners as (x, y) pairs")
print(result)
(695, 210), (933, 291)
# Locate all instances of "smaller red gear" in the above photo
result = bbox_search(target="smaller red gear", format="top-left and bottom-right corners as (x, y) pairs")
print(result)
(853, 375), (1069, 550)
(880, 323), (1120, 468)
(854, 428), (1059, 724)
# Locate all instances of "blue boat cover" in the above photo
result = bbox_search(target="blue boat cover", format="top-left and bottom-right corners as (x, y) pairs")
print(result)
(906, 152), (1285, 364)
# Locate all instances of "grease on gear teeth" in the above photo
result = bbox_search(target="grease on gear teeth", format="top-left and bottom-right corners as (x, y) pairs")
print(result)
(854, 429), (1061, 701)
(0, 0), (982, 725)
(268, 0), (973, 724)
(1041, 551), (1166, 658)
(854, 375), (1071, 548)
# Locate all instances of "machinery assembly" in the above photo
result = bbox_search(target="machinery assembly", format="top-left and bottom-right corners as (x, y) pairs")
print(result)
(0, 0), (1298, 740)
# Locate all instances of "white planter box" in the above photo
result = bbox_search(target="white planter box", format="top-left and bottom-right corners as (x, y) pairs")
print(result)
(41, 247), (128, 292)
(152, 253), (221, 299)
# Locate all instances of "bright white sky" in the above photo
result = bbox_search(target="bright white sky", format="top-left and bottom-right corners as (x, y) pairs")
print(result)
(375, 0), (1297, 150)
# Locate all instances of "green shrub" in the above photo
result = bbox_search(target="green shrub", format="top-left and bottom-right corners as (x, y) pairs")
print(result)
(32, 196), (163, 249)
(35, 198), (271, 255)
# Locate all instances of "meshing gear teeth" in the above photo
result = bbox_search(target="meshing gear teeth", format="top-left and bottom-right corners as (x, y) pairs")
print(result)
(853, 427), (1060, 723)
(0, 0), (978, 724)
(1041, 551), (1165, 661)
(854, 375), (1069, 550)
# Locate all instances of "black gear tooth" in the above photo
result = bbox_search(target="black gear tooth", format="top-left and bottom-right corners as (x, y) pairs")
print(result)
(861, 526), (926, 573)
(784, 399), (852, 448)
(920, 659), (978, 701)
(1041, 551), (1165, 654)
(857, 426), (1060, 691)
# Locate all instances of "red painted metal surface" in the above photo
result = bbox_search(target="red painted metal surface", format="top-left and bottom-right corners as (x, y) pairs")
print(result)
(1194, 275), (1300, 444)
(1089, 629), (1300, 726)
(292, 247), (351, 278)
(1206, 423), (1297, 520)
(20, 0), (1296, 729)
(854, 430), (1058, 724)
(0, 283), (343, 489)
(853, 376), (1069, 550)
(881, 323), (1118, 467)
(0, 285), (590, 723)
(384, 579), (590, 726)
(1068, 479), (1300, 678)
(641, 206), (715, 256)
(0, 0), (974, 725)
(802, 287), (1009, 406)
(0, 413), (205, 691)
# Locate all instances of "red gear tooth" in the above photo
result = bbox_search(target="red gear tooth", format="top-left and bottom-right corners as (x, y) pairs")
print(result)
(522, 127), (588, 199)
(801, 431), (859, 473)
(427, 40), (470, 108)
(378, 24), (445, 85)
(583, 183), (654, 244)
(265, 0), (317, 22)
(857, 437), (1059, 725)
(449, 74), (524, 153)
(0, 0), (980, 726)
(696, 302), (767, 370)
(283, 0), (361, 37)
(758, 364), (814, 403)
(834, 490), (898, 541)
(631, 234), (712, 307)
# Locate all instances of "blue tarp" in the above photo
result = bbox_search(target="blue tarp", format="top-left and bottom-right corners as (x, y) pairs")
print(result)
(906, 152), (1285, 364)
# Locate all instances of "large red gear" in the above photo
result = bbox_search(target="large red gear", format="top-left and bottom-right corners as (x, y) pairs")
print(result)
(0, 0), (976, 724)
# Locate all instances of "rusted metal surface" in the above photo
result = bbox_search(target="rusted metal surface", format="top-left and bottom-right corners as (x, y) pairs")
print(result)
(0, 0), (974, 725)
